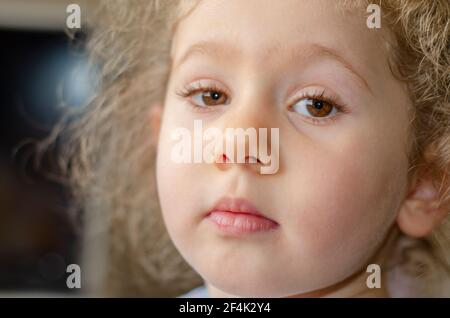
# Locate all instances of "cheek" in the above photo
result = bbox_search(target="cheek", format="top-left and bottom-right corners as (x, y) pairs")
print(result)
(155, 112), (210, 249)
(283, 127), (408, 265)
(156, 116), (190, 235)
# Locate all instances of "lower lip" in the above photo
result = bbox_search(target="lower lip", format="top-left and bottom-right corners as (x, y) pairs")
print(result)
(206, 211), (279, 235)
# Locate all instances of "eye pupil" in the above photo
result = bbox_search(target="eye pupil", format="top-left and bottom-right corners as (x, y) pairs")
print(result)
(313, 100), (323, 109)
(211, 92), (221, 100)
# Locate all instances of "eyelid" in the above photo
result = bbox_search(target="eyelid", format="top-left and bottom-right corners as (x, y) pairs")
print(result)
(287, 86), (345, 109)
(177, 79), (231, 98)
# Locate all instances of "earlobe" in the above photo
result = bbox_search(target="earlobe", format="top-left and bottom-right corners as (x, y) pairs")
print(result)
(148, 102), (163, 148)
(397, 178), (447, 238)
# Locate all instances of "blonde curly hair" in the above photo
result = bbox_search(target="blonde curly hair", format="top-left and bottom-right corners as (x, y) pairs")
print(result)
(38, 0), (449, 296)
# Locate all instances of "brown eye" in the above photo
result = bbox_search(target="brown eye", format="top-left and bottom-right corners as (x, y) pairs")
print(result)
(306, 99), (333, 117)
(193, 90), (227, 106)
(292, 98), (337, 118)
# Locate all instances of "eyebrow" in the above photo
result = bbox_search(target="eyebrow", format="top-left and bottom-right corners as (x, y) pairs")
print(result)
(172, 39), (372, 94)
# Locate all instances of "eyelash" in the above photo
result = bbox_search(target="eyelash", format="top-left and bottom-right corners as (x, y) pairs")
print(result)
(289, 89), (349, 125)
(175, 83), (349, 124)
(175, 82), (229, 113)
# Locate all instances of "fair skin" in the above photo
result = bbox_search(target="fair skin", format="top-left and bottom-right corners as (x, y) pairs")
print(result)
(150, 0), (447, 297)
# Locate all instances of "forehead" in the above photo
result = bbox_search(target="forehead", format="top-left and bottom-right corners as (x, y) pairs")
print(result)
(170, 0), (386, 81)
(172, 0), (372, 52)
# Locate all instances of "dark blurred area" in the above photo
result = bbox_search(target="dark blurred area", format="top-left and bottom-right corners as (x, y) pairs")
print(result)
(0, 1), (93, 293)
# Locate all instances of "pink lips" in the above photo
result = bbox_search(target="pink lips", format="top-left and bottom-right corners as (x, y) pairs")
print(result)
(205, 197), (279, 235)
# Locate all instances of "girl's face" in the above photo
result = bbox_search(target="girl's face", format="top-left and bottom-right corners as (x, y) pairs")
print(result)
(156, 0), (412, 297)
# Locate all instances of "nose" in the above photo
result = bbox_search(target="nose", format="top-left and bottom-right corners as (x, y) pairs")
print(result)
(210, 95), (278, 175)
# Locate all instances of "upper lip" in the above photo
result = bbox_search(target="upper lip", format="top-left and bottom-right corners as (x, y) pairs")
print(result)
(207, 196), (278, 223)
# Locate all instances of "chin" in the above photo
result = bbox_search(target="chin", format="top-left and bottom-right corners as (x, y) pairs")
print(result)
(200, 268), (309, 297)
(199, 259), (362, 297)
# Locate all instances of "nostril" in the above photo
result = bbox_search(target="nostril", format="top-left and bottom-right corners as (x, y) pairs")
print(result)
(245, 155), (261, 164)
(217, 153), (263, 164)
(219, 154), (229, 163)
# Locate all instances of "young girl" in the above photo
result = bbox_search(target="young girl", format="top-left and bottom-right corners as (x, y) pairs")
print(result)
(50, 0), (449, 297)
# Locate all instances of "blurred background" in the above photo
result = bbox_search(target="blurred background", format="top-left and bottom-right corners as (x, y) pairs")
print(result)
(0, 0), (93, 295)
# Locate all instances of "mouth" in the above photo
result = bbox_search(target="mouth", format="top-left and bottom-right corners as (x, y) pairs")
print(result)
(205, 197), (279, 235)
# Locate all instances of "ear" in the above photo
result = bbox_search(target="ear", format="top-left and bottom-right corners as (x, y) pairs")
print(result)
(397, 175), (447, 238)
(148, 102), (163, 148)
